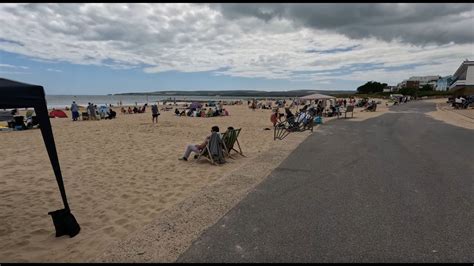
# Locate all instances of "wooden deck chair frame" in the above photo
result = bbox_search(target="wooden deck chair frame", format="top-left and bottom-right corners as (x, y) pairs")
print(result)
(222, 128), (245, 158)
(274, 121), (292, 140)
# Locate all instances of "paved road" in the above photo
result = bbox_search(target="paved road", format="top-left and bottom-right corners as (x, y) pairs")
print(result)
(177, 101), (473, 263)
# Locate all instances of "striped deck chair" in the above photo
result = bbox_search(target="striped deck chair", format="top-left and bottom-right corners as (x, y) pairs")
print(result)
(222, 128), (245, 158)
(195, 132), (228, 165)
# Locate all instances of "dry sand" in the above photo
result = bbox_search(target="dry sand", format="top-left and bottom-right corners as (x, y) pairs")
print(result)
(425, 98), (474, 130)
(0, 100), (388, 262)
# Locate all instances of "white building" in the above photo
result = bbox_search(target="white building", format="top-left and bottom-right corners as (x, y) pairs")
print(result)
(397, 76), (440, 89)
(449, 60), (474, 96)
(409, 76), (440, 88)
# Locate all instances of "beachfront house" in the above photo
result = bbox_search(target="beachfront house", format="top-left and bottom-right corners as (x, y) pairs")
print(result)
(383, 85), (397, 92)
(397, 75), (440, 90)
(449, 60), (474, 96)
(435, 75), (453, 91)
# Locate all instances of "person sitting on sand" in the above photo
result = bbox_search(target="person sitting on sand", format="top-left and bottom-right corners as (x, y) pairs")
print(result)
(270, 112), (278, 126)
(207, 108), (213, 117)
(106, 108), (116, 119)
(175, 108), (180, 116)
(128, 106), (133, 114)
(179, 126), (220, 161)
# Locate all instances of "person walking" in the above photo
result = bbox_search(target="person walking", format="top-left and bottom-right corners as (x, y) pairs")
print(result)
(151, 104), (160, 123)
(71, 101), (79, 121)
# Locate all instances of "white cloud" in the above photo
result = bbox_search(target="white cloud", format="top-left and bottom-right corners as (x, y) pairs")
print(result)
(46, 68), (63, 72)
(0, 3), (472, 88)
(0, 63), (29, 69)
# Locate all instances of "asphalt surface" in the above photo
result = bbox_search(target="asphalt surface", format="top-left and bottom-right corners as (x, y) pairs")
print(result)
(177, 101), (474, 263)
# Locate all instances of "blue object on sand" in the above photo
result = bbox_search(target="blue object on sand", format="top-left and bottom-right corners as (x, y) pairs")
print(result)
(314, 116), (322, 124)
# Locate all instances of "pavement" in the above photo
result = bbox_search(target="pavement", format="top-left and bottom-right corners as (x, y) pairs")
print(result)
(177, 101), (474, 263)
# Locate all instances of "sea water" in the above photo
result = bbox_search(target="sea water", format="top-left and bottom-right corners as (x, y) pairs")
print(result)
(44, 95), (253, 109)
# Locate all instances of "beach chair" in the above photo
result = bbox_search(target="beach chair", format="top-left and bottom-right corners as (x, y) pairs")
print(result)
(222, 128), (245, 158)
(81, 112), (89, 121)
(274, 120), (292, 140)
(195, 132), (228, 165)
(339, 105), (354, 119)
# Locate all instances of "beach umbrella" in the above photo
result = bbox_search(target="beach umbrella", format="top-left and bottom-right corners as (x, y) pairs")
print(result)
(0, 78), (80, 238)
(190, 102), (202, 109)
(98, 105), (109, 113)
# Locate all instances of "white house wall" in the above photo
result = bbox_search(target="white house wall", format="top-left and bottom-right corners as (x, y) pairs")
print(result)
(466, 65), (474, 85)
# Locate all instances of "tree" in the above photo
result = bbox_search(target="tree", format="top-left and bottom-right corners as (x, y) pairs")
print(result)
(420, 84), (434, 91)
(356, 81), (387, 94)
(399, 87), (417, 96)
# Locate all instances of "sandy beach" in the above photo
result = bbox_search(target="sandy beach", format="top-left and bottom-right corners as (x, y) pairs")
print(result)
(0, 99), (403, 262)
(425, 98), (474, 130)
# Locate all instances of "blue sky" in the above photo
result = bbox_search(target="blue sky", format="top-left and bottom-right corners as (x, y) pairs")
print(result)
(0, 50), (361, 95)
(0, 4), (472, 95)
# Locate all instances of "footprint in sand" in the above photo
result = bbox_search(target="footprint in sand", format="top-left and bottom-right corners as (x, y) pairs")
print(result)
(31, 228), (49, 236)
(103, 226), (115, 235)
(114, 218), (128, 226)
(123, 223), (137, 232)
(14, 240), (30, 248)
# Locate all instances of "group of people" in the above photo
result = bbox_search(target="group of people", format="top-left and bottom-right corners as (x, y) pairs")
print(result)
(269, 97), (366, 127)
(362, 100), (378, 112)
(174, 106), (230, 117)
(248, 99), (282, 110)
(392, 96), (411, 105)
(2, 108), (38, 130)
(271, 105), (317, 130)
(452, 95), (473, 109)
(70, 101), (116, 121)
(120, 104), (148, 115)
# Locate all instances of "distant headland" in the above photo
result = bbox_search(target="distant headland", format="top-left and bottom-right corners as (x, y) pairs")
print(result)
(114, 90), (355, 98)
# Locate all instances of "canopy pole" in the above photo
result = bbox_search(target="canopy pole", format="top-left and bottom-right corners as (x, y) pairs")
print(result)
(35, 102), (70, 211)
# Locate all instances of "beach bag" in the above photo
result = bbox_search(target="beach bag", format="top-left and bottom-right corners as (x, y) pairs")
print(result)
(314, 116), (322, 125)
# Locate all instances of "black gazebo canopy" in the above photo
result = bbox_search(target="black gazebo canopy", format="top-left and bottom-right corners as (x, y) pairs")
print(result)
(0, 78), (80, 237)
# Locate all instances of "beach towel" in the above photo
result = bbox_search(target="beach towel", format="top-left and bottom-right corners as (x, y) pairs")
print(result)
(208, 132), (225, 164)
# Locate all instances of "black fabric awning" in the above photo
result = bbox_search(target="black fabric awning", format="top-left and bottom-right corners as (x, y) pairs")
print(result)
(0, 78), (47, 108)
(0, 77), (80, 237)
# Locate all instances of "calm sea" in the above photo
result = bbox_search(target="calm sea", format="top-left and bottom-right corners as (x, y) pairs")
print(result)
(45, 95), (261, 109)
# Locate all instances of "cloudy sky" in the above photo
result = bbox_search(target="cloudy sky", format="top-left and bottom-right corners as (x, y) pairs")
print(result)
(0, 3), (473, 94)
